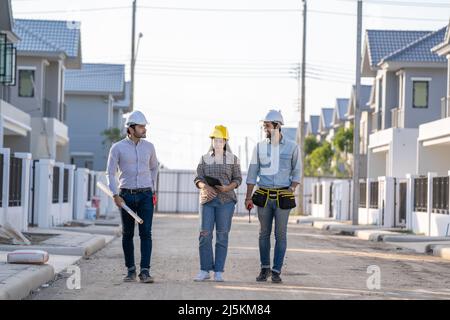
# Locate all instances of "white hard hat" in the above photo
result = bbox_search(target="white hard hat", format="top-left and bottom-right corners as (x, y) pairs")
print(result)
(262, 109), (284, 126)
(124, 110), (149, 127)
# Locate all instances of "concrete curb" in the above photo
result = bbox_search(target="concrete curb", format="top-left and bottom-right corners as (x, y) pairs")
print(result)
(0, 236), (107, 258)
(0, 264), (54, 300)
(354, 230), (402, 242)
(382, 235), (450, 243)
(83, 236), (106, 257)
(312, 221), (347, 230)
(296, 217), (337, 225)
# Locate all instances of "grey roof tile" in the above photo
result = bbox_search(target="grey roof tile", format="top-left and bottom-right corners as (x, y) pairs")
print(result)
(65, 63), (125, 95)
(13, 19), (80, 58)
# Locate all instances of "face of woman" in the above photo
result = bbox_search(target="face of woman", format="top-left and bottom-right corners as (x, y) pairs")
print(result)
(212, 138), (225, 151)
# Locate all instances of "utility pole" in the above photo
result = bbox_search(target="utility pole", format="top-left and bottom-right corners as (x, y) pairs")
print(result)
(297, 0), (307, 215)
(351, 0), (363, 225)
(130, 0), (137, 111)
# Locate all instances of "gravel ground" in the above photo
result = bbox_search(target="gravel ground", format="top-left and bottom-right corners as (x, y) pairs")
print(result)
(27, 213), (450, 300)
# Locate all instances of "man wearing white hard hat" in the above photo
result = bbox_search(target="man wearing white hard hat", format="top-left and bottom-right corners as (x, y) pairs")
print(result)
(106, 110), (159, 283)
(245, 109), (301, 284)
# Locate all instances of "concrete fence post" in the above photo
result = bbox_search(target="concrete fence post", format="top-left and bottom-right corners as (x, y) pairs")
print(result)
(73, 168), (89, 221)
(34, 159), (55, 228)
(0, 148), (10, 226)
(427, 172), (437, 236)
(405, 174), (417, 231)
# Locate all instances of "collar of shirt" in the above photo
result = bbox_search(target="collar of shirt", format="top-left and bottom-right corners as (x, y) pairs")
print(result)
(126, 135), (141, 146)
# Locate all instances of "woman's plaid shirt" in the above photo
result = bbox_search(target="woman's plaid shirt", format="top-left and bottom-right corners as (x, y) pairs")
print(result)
(194, 152), (242, 204)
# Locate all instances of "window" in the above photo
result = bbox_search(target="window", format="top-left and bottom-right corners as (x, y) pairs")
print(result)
(18, 69), (35, 97)
(0, 33), (6, 77)
(0, 42), (16, 86)
(413, 81), (428, 108)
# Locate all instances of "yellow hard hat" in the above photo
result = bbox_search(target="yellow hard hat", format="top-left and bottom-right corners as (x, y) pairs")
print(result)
(210, 125), (229, 140)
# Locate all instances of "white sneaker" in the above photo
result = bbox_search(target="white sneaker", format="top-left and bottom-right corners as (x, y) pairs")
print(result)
(194, 270), (210, 282)
(214, 272), (224, 282)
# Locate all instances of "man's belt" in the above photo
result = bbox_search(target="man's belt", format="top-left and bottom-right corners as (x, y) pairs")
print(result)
(120, 188), (152, 194)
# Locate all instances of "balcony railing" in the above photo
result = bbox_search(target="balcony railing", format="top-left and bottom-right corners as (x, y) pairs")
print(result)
(391, 107), (404, 128)
(441, 96), (450, 119)
(370, 110), (382, 133)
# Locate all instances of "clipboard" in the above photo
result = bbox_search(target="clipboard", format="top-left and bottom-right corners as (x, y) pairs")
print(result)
(204, 176), (223, 186)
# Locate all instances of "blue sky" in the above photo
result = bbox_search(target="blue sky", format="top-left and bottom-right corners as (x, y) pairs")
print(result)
(11, 0), (450, 169)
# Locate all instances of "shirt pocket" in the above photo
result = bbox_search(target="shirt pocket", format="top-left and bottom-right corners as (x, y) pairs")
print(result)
(279, 152), (292, 171)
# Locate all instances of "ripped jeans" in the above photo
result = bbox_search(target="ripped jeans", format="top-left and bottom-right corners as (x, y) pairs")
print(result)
(198, 197), (235, 273)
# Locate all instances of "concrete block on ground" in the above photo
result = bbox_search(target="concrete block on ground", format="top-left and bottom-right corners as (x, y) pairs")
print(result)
(431, 245), (450, 260)
(0, 251), (82, 274)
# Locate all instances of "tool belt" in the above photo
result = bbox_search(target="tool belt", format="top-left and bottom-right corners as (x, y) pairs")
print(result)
(252, 187), (296, 209)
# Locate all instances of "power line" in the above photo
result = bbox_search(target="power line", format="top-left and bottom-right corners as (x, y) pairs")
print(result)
(13, 5), (448, 22)
(14, 6), (131, 14)
(339, 0), (450, 8)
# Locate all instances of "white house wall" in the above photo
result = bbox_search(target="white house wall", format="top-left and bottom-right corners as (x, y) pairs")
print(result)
(417, 117), (450, 175)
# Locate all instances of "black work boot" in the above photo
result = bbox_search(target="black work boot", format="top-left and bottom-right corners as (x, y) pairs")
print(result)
(138, 269), (154, 283)
(123, 268), (137, 282)
(271, 271), (282, 283)
(256, 268), (271, 282)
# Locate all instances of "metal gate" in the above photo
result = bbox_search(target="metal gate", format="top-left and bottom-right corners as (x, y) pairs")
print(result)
(379, 180), (384, 226)
(329, 183), (333, 218)
(30, 159), (38, 226)
(393, 179), (407, 227)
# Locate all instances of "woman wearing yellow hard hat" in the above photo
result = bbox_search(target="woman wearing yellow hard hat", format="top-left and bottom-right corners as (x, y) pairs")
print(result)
(193, 125), (242, 282)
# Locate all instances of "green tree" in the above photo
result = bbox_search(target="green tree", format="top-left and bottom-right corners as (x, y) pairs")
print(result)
(333, 125), (353, 154)
(308, 141), (333, 176)
(101, 128), (125, 146)
(305, 135), (321, 155)
(331, 125), (354, 177)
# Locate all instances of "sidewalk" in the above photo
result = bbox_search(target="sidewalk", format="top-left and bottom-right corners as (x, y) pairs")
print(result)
(0, 221), (120, 300)
(302, 216), (450, 260)
(0, 229), (110, 257)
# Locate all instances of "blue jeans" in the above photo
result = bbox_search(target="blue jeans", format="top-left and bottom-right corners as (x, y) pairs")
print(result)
(257, 199), (290, 274)
(199, 197), (235, 273)
(119, 190), (154, 271)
